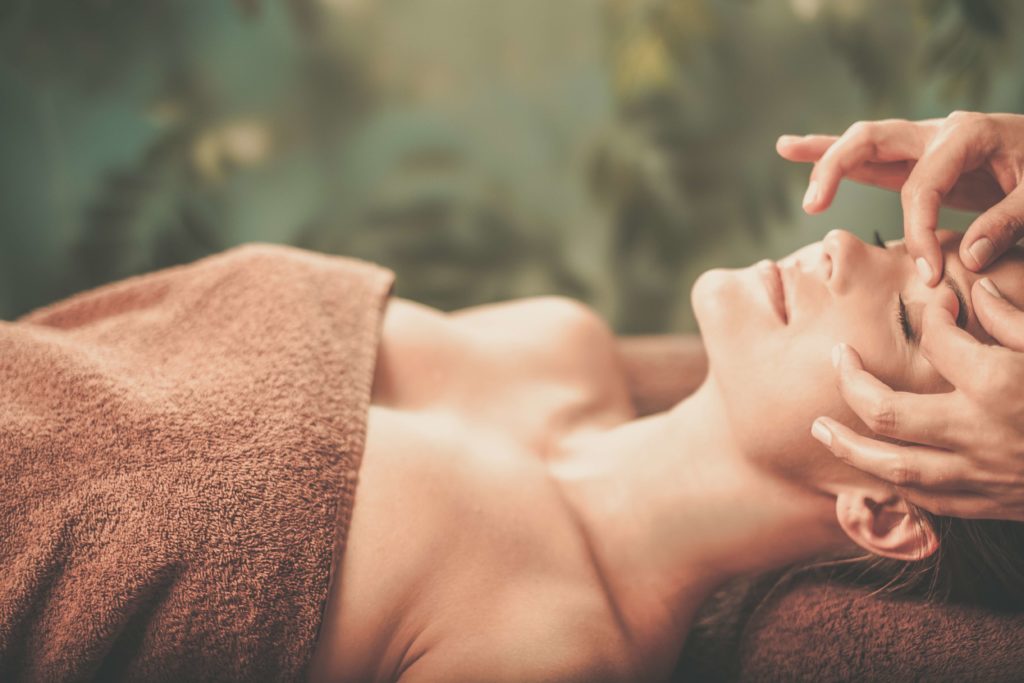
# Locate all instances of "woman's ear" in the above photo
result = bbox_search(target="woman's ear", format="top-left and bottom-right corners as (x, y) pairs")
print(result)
(835, 489), (939, 561)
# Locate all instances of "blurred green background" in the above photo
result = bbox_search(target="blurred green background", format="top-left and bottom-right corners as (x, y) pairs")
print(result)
(2, 0), (1022, 331)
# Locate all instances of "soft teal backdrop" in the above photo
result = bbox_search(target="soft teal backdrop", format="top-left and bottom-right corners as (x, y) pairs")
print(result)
(2, 0), (1022, 331)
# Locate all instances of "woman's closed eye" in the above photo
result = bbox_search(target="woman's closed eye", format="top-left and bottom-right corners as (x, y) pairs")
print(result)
(873, 231), (918, 344)
(872, 230), (969, 344)
(897, 294), (915, 343)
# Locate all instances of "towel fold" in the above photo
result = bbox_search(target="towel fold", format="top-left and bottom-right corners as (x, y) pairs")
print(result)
(0, 243), (394, 682)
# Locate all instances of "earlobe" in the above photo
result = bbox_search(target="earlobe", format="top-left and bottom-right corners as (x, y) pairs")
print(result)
(835, 490), (939, 561)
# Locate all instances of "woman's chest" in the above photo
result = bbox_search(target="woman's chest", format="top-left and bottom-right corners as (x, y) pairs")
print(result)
(309, 298), (639, 681)
(318, 406), (638, 681)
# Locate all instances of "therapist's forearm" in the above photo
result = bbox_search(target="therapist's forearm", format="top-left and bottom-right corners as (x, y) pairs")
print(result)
(615, 335), (707, 417)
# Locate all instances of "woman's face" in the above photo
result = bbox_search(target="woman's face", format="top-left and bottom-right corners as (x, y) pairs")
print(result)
(693, 229), (1024, 487)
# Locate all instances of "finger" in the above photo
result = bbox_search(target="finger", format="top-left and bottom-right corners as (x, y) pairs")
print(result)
(781, 146), (998, 212)
(811, 416), (973, 490)
(776, 134), (838, 162)
(960, 184), (1024, 271)
(775, 133), (914, 190)
(972, 277), (1024, 352)
(902, 125), (993, 285)
(832, 343), (960, 447)
(920, 287), (998, 395)
(806, 119), (925, 214)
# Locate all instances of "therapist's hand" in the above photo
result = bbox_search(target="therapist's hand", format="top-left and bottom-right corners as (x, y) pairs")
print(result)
(777, 111), (1024, 286)
(811, 283), (1024, 521)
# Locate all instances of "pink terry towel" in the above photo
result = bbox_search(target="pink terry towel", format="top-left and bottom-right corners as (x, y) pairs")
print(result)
(0, 243), (394, 682)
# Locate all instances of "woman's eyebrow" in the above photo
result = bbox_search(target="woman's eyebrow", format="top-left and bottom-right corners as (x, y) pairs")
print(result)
(944, 276), (970, 330)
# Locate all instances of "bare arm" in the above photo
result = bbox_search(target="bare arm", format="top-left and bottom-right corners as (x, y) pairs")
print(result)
(615, 335), (707, 417)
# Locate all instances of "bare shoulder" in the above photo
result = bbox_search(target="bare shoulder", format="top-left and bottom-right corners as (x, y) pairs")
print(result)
(378, 294), (620, 378)
(450, 295), (617, 355)
(374, 295), (633, 429)
(450, 296), (631, 402)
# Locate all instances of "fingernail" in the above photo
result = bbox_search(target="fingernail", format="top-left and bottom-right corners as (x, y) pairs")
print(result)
(831, 343), (845, 369)
(967, 237), (995, 270)
(915, 257), (934, 285)
(811, 419), (833, 447)
(802, 180), (819, 209)
(979, 277), (1002, 299)
(778, 134), (799, 145)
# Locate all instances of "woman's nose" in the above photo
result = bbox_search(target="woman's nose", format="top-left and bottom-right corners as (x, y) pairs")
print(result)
(821, 229), (867, 293)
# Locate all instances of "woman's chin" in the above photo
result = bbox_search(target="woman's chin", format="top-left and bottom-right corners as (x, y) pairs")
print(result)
(691, 266), (832, 483)
(690, 267), (736, 333)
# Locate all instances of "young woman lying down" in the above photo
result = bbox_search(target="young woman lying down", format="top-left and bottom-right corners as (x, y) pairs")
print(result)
(2, 229), (1022, 682)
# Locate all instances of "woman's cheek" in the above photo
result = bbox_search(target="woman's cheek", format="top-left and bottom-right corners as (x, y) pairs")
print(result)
(719, 334), (853, 477)
(693, 270), (849, 472)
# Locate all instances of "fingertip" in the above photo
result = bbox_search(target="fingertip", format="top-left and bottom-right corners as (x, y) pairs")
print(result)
(776, 134), (800, 152)
(802, 179), (820, 211)
(831, 343), (844, 369)
(976, 276), (1002, 300)
(962, 236), (996, 271)
(904, 217), (943, 286)
(847, 344), (865, 369)
(971, 278), (1024, 351)
(914, 256), (942, 287)
(811, 418), (833, 448)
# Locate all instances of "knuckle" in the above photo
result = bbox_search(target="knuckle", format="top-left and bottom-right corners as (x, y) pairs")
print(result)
(901, 182), (937, 208)
(843, 121), (878, 156)
(945, 110), (997, 142)
(947, 110), (979, 124)
(865, 397), (898, 434)
(899, 180), (920, 205)
(846, 120), (873, 140)
(889, 463), (919, 487)
(826, 435), (849, 459)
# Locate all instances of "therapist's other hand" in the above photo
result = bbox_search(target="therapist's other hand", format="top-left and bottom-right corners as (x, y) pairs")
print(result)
(811, 283), (1024, 522)
(777, 112), (1024, 286)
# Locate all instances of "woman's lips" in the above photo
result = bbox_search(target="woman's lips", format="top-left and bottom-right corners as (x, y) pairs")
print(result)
(756, 259), (788, 324)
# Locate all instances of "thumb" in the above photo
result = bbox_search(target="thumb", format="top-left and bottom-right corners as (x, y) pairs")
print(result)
(960, 184), (1024, 271)
(972, 278), (1024, 352)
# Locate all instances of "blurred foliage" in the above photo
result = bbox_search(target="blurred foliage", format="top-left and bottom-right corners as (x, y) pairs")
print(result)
(1, 0), (1023, 331)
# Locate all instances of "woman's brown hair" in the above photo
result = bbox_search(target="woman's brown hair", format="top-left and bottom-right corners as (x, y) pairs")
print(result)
(847, 509), (1024, 612)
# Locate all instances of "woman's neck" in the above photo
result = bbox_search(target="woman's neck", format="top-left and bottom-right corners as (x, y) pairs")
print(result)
(548, 377), (848, 663)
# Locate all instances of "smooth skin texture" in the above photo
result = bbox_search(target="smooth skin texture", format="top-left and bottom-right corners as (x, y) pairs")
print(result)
(307, 230), (1023, 682)
(815, 275), (1024, 520)
(778, 112), (1024, 521)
